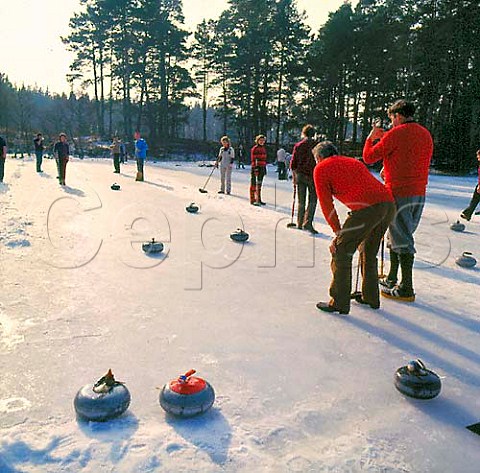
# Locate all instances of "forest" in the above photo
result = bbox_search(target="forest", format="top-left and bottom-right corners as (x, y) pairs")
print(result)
(0, 0), (479, 171)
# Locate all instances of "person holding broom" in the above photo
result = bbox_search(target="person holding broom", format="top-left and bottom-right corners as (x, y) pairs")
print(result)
(313, 141), (395, 315)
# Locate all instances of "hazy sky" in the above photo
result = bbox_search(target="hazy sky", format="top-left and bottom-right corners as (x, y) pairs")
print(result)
(0, 0), (356, 94)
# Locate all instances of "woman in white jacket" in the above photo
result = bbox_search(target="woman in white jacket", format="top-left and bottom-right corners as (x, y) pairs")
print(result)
(216, 136), (235, 194)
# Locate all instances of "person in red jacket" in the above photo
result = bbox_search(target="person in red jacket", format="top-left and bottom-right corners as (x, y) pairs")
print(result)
(460, 149), (480, 221)
(290, 124), (318, 233)
(313, 141), (395, 315)
(250, 135), (267, 206)
(363, 99), (433, 302)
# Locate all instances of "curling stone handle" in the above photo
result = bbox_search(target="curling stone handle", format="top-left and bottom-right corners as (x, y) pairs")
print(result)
(463, 251), (473, 257)
(178, 369), (196, 383)
(415, 359), (426, 370)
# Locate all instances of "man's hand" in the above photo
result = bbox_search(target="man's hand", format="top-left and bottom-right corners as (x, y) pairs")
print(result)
(367, 125), (384, 142)
(329, 236), (337, 255)
(292, 171), (297, 186)
(380, 167), (385, 181)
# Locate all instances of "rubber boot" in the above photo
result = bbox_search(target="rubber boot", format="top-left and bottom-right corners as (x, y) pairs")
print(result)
(250, 186), (256, 205)
(380, 250), (399, 289)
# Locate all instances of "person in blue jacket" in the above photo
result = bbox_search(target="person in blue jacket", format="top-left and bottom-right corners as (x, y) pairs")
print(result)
(134, 131), (148, 181)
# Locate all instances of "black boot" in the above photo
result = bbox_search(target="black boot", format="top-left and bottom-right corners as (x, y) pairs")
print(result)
(382, 253), (415, 302)
(461, 186), (480, 221)
(380, 250), (399, 289)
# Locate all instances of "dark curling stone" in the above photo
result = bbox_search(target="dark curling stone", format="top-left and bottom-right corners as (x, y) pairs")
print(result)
(186, 203), (199, 214)
(230, 228), (249, 242)
(111, 183), (121, 191)
(394, 359), (441, 400)
(159, 369), (215, 418)
(142, 238), (164, 254)
(74, 369), (131, 421)
(455, 251), (477, 268)
(450, 220), (465, 232)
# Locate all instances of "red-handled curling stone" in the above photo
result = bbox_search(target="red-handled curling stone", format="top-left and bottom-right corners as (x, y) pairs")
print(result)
(159, 369), (215, 417)
(74, 369), (131, 421)
(394, 359), (441, 400)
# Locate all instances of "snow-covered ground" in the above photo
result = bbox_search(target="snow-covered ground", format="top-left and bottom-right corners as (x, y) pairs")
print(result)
(1, 155), (479, 472)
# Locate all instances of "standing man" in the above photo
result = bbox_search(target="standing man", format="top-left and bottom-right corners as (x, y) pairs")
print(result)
(110, 136), (121, 173)
(237, 144), (245, 169)
(33, 133), (44, 173)
(216, 136), (234, 194)
(134, 131), (148, 182)
(460, 149), (480, 221)
(0, 134), (6, 183)
(313, 142), (395, 315)
(277, 146), (287, 180)
(363, 99), (433, 302)
(54, 133), (70, 186)
(290, 124), (318, 233)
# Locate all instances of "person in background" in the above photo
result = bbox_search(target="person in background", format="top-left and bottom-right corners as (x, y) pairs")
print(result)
(33, 133), (44, 173)
(313, 141), (395, 315)
(216, 136), (235, 194)
(363, 99), (433, 302)
(0, 135), (6, 183)
(134, 131), (148, 182)
(460, 149), (480, 221)
(290, 124), (318, 233)
(277, 146), (287, 180)
(110, 136), (121, 173)
(237, 143), (245, 169)
(53, 133), (70, 186)
(250, 135), (268, 206)
(119, 141), (127, 163)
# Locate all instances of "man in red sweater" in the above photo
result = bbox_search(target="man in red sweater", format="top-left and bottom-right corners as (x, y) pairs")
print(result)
(313, 141), (395, 315)
(363, 99), (433, 302)
(290, 124), (318, 233)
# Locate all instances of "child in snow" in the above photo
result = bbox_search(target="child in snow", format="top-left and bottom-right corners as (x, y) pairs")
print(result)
(0, 135), (6, 183)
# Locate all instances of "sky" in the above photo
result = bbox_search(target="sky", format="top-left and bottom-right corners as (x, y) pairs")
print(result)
(0, 0), (356, 95)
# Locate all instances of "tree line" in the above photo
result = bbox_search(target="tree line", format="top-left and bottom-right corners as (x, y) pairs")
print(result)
(1, 0), (479, 171)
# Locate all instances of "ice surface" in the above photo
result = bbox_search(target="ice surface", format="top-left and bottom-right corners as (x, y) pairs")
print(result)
(1, 155), (480, 472)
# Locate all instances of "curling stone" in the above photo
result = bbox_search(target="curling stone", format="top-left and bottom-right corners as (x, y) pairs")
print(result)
(142, 238), (164, 254)
(230, 228), (249, 242)
(186, 203), (199, 214)
(455, 251), (477, 268)
(394, 359), (441, 400)
(159, 369), (215, 417)
(74, 369), (131, 421)
(111, 183), (121, 191)
(450, 220), (465, 232)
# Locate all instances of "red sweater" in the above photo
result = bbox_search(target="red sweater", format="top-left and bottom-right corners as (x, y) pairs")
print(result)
(251, 144), (267, 167)
(363, 122), (433, 198)
(314, 156), (393, 234)
(290, 138), (316, 177)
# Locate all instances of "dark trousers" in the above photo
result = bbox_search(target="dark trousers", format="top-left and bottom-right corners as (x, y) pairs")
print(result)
(113, 153), (120, 172)
(329, 201), (396, 313)
(35, 151), (43, 172)
(0, 158), (5, 182)
(296, 173), (317, 228)
(56, 158), (68, 184)
(278, 162), (287, 180)
(462, 185), (480, 218)
(136, 158), (144, 180)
